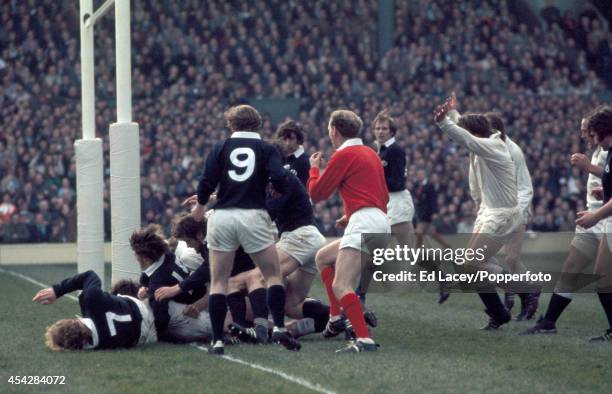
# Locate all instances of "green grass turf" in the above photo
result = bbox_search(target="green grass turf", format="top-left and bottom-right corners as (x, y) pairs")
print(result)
(1, 262), (611, 394)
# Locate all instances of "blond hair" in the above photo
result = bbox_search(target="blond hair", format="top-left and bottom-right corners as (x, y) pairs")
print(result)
(45, 319), (91, 351)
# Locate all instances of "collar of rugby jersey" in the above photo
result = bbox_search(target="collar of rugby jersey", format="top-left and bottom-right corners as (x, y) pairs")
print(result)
(337, 138), (363, 151)
(79, 318), (99, 349)
(489, 131), (502, 139)
(143, 254), (165, 277)
(291, 146), (305, 158)
(231, 131), (261, 139)
(383, 137), (396, 148)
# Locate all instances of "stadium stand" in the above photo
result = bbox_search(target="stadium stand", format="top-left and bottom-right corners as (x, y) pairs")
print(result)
(0, 0), (611, 242)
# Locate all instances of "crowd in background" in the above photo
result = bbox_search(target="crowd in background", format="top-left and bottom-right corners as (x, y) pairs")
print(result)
(1, 0), (611, 243)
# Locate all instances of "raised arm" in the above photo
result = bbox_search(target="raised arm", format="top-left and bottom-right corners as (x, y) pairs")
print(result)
(436, 117), (504, 159)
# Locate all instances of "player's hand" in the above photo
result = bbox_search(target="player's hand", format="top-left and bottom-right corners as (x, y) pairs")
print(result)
(576, 210), (598, 229)
(182, 304), (200, 318)
(181, 194), (198, 207)
(137, 286), (148, 300)
(433, 100), (450, 123)
(449, 91), (458, 110)
(32, 288), (57, 305)
(155, 284), (181, 301)
(570, 153), (590, 171)
(191, 203), (207, 221)
(335, 215), (348, 229)
(591, 186), (603, 200)
(208, 193), (218, 205)
(309, 152), (322, 168)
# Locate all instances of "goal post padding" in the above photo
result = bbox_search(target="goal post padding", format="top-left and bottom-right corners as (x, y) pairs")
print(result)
(75, 138), (105, 285)
(109, 122), (141, 282)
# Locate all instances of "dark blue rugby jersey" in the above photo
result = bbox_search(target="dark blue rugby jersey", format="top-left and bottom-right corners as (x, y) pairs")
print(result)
(603, 147), (611, 204)
(52, 270), (143, 349)
(197, 132), (288, 209)
(267, 171), (316, 234)
(379, 137), (407, 192)
(283, 147), (309, 187)
(139, 252), (206, 341)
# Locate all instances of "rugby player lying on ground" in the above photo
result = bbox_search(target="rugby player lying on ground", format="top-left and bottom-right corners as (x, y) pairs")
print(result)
(33, 270), (157, 350)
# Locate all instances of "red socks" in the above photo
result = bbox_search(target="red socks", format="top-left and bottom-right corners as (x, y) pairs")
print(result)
(340, 293), (370, 339)
(320, 266), (341, 316)
(320, 267), (371, 339)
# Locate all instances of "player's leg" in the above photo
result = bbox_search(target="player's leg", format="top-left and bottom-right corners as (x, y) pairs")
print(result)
(465, 233), (512, 330)
(238, 210), (300, 350)
(228, 269), (270, 344)
(227, 272), (249, 327)
(244, 269), (268, 337)
(316, 239), (343, 323)
(166, 301), (213, 343)
(333, 246), (378, 351)
(521, 245), (593, 335)
(208, 249), (236, 353)
(590, 235), (612, 342)
(248, 245), (300, 350)
(503, 224), (541, 319)
(278, 248), (301, 278)
(284, 269), (315, 318)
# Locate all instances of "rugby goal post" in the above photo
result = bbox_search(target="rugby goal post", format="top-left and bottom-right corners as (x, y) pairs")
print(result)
(77, 0), (141, 286)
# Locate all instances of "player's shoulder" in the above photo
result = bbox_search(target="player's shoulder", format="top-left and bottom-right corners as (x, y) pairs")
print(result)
(387, 142), (405, 157)
(79, 286), (105, 307)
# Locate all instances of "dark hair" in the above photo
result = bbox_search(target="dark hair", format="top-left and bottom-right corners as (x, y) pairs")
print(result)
(484, 112), (506, 141)
(458, 113), (492, 139)
(586, 105), (612, 140)
(224, 105), (262, 132)
(172, 213), (206, 241)
(372, 110), (397, 135)
(330, 110), (363, 138)
(129, 224), (169, 262)
(110, 279), (140, 297)
(276, 120), (305, 144)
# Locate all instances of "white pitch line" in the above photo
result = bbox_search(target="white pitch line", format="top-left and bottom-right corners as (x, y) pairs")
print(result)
(0, 267), (335, 394)
(194, 345), (336, 394)
(0, 267), (79, 301)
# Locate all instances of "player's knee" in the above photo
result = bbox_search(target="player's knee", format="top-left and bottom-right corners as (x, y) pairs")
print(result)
(331, 280), (350, 299)
(315, 251), (331, 271)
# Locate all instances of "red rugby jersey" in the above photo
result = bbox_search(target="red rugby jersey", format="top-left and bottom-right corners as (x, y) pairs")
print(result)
(308, 139), (389, 219)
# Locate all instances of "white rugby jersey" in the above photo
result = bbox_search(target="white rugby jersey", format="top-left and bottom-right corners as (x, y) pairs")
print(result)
(586, 146), (608, 210)
(438, 116), (518, 209)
